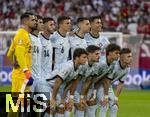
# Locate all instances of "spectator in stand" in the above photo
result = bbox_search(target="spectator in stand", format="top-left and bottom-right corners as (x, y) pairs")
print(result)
(0, 0), (149, 37)
(137, 18), (150, 38)
(127, 20), (138, 36)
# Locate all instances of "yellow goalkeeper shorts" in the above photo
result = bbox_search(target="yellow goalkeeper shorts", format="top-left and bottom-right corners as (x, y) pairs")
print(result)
(11, 78), (30, 92)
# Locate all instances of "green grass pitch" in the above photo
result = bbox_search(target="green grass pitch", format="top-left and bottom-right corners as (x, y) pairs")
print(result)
(0, 86), (150, 117)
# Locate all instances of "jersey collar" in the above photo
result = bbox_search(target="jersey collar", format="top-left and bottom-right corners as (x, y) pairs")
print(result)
(89, 32), (100, 39)
(119, 60), (126, 69)
(75, 33), (84, 39)
(41, 33), (50, 40)
(57, 31), (66, 38)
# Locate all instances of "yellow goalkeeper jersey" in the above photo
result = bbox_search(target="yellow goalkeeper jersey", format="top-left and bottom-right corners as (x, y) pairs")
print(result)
(7, 28), (32, 79)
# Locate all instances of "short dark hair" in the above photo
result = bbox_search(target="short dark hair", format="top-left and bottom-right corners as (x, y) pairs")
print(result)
(43, 17), (54, 23)
(76, 17), (89, 24)
(73, 48), (88, 60)
(86, 45), (100, 53)
(57, 16), (71, 25)
(106, 44), (121, 56)
(90, 16), (101, 23)
(20, 12), (34, 21)
(120, 48), (131, 55)
(35, 15), (43, 20)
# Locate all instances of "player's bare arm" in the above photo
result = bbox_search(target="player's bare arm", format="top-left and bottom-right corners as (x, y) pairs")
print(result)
(81, 77), (93, 96)
(70, 75), (81, 95)
(51, 76), (63, 108)
(115, 82), (124, 98)
(102, 78), (111, 106)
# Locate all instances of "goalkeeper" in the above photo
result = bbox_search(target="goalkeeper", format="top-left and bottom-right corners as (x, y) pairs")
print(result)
(7, 12), (36, 93)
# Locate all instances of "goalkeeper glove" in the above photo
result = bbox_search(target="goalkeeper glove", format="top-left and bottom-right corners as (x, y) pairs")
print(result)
(20, 70), (34, 93)
(24, 70), (34, 85)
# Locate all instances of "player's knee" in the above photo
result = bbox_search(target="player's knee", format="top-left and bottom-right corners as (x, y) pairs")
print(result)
(56, 106), (65, 114)
(110, 104), (118, 112)
(65, 104), (73, 111)
(87, 99), (97, 106)
(45, 107), (55, 114)
(74, 103), (86, 111)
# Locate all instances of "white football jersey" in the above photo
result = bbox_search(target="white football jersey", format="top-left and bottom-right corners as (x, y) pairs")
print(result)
(39, 33), (53, 79)
(93, 59), (116, 84)
(29, 33), (42, 80)
(46, 60), (82, 94)
(79, 62), (99, 82)
(85, 33), (110, 62)
(69, 33), (87, 59)
(107, 60), (130, 83)
(50, 31), (70, 69)
(76, 62), (99, 93)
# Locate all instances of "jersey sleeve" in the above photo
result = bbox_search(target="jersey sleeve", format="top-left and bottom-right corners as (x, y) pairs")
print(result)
(50, 34), (57, 48)
(106, 70), (115, 80)
(14, 30), (29, 71)
(105, 62), (115, 80)
(55, 63), (71, 81)
(97, 61), (107, 75)
(7, 39), (15, 63)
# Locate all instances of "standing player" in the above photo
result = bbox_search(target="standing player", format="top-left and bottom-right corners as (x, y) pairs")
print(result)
(39, 17), (55, 79)
(69, 17), (91, 59)
(50, 16), (71, 69)
(98, 48), (132, 117)
(29, 15), (43, 82)
(44, 48), (88, 117)
(7, 12), (36, 93)
(85, 16), (110, 62)
(28, 14), (43, 117)
(6, 12), (36, 117)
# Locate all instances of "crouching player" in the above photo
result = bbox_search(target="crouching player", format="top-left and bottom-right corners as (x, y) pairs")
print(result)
(98, 48), (132, 117)
(44, 48), (88, 117)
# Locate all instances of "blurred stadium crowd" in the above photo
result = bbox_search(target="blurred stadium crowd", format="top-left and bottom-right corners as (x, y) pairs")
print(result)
(0, 0), (150, 37)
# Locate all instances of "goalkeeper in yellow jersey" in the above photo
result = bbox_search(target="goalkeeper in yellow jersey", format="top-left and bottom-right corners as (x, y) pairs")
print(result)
(7, 12), (37, 93)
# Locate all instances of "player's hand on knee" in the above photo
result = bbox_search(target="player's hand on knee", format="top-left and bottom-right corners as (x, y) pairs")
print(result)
(50, 98), (56, 109)
(56, 103), (65, 114)
(68, 95), (74, 104)
(66, 95), (74, 110)
(113, 97), (119, 108)
(65, 102), (73, 111)
(66, 96), (74, 110)
(46, 105), (55, 114)
(80, 99), (87, 107)
(87, 98), (97, 106)
(80, 95), (87, 106)
(100, 98), (108, 107)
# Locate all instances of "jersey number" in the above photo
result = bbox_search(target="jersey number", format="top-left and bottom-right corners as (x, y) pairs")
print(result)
(33, 46), (39, 53)
(44, 50), (49, 57)
(28, 46), (32, 53)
